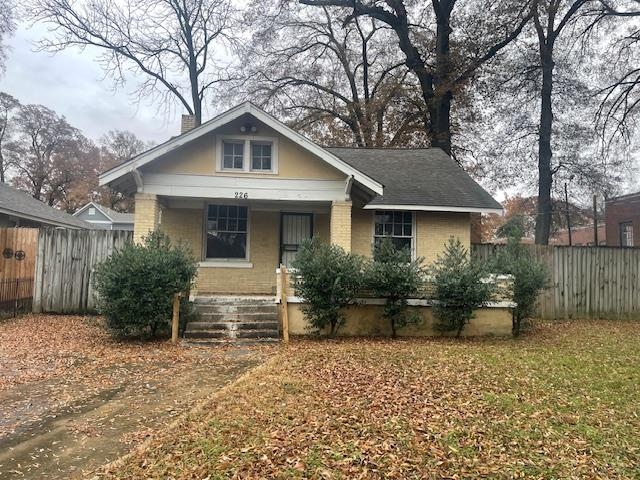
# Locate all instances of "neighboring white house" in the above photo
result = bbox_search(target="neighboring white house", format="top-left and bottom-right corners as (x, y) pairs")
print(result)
(73, 202), (134, 231)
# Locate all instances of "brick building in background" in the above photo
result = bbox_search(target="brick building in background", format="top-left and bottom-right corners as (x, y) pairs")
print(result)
(605, 192), (640, 247)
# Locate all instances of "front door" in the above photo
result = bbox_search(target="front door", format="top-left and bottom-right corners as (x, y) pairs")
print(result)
(280, 213), (313, 267)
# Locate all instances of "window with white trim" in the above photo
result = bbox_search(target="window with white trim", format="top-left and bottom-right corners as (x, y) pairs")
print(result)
(620, 222), (634, 247)
(374, 210), (414, 253)
(222, 141), (244, 170)
(217, 136), (278, 174)
(251, 142), (272, 171)
(206, 205), (248, 259)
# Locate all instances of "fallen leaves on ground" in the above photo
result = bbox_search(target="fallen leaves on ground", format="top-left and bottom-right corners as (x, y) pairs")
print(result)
(102, 321), (640, 479)
(0, 315), (276, 479)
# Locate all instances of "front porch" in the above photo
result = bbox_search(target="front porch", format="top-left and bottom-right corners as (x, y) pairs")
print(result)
(135, 194), (356, 296)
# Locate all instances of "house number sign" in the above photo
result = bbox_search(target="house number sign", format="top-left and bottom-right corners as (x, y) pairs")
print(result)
(234, 192), (249, 199)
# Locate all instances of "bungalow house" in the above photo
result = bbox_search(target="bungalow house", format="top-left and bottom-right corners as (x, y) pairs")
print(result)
(73, 202), (134, 231)
(99, 102), (510, 339)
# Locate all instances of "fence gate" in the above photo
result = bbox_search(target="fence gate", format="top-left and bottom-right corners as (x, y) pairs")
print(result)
(0, 228), (38, 317)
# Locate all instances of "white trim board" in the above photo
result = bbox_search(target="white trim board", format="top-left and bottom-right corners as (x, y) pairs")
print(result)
(98, 102), (383, 195)
(142, 173), (348, 202)
(363, 204), (504, 214)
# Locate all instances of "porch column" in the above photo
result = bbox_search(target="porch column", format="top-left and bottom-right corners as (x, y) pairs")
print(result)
(330, 200), (352, 252)
(133, 193), (160, 243)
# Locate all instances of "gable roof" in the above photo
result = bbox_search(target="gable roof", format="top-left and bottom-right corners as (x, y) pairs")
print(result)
(327, 147), (502, 214)
(74, 202), (134, 224)
(99, 102), (384, 195)
(0, 183), (92, 229)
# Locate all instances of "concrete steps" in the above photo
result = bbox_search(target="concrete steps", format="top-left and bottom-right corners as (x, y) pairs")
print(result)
(184, 296), (280, 343)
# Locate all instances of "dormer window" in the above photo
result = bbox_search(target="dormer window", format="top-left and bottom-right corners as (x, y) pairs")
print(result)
(251, 142), (272, 171)
(222, 141), (244, 170)
(217, 136), (278, 174)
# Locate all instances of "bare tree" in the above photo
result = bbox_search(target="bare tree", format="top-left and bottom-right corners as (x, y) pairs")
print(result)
(34, 0), (237, 126)
(298, 0), (535, 155)
(0, 0), (16, 73)
(0, 91), (19, 182)
(244, 3), (426, 147)
(585, 1), (640, 139)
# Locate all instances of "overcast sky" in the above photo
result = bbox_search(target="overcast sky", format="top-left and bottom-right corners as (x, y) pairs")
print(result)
(1, 23), (180, 143)
(1, 20), (638, 198)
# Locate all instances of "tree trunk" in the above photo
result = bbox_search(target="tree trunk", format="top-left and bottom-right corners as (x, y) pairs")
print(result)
(535, 47), (554, 245)
(431, 0), (454, 156)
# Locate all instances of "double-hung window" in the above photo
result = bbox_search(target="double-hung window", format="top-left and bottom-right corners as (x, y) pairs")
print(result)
(251, 142), (272, 171)
(206, 205), (248, 259)
(620, 222), (634, 247)
(222, 141), (245, 170)
(374, 210), (414, 254)
(218, 137), (277, 173)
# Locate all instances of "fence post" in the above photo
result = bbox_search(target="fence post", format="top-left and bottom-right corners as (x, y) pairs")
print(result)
(280, 264), (289, 343)
(171, 293), (180, 344)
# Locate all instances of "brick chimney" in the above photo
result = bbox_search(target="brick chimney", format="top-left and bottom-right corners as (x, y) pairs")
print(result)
(181, 114), (196, 134)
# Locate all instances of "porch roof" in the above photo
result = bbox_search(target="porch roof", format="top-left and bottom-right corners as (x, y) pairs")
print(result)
(328, 147), (503, 214)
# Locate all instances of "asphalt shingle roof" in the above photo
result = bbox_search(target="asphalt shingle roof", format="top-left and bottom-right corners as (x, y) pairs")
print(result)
(0, 183), (92, 229)
(326, 147), (502, 211)
(92, 203), (134, 223)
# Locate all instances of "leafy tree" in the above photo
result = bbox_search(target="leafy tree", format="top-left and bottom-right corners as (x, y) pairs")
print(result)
(291, 238), (366, 337)
(8, 103), (83, 204)
(97, 129), (149, 212)
(93, 230), (198, 339)
(430, 238), (494, 337)
(35, 0), (238, 126)
(365, 237), (424, 337)
(491, 234), (548, 336)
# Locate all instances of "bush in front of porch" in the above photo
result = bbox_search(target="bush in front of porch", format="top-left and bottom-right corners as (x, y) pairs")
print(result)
(93, 230), (197, 339)
(292, 239), (366, 337)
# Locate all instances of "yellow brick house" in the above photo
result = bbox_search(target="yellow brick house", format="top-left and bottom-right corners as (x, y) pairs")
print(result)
(100, 102), (508, 340)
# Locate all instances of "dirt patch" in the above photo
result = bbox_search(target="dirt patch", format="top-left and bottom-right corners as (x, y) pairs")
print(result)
(0, 315), (277, 479)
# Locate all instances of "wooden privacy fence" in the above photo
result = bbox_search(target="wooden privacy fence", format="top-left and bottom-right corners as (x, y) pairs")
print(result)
(472, 244), (640, 320)
(33, 229), (132, 313)
(0, 228), (38, 315)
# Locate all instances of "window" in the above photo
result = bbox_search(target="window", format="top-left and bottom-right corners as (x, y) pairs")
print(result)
(222, 141), (244, 170)
(251, 142), (272, 171)
(88, 207), (96, 216)
(206, 205), (248, 259)
(374, 210), (414, 253)
(620, 222), (634, 247)
(217, 136), (278, 173)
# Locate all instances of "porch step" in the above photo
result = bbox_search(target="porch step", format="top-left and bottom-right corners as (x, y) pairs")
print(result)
(185, 296), (280, 343)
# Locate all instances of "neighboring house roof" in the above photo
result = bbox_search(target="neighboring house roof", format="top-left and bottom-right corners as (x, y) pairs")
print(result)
(74, 202), (134, 224)
(0, 183), (92, 229)
(99, 101), (384, 195)
(328, 147), (503, 214)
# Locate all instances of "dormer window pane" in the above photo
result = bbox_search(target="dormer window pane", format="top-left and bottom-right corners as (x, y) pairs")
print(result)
(223, 141), (244, 169)
(251, 142), (272, 171)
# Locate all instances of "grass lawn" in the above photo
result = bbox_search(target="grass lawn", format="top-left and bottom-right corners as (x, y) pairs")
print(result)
(103, 321), (640, 479)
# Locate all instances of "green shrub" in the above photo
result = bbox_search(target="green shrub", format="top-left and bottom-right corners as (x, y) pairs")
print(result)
(291, 238), (366, 337)
(492, 235), (548, 336)
(93, 230), (198, 339)
(430, 238), (494, 337)
(365, 237), (425, 337)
